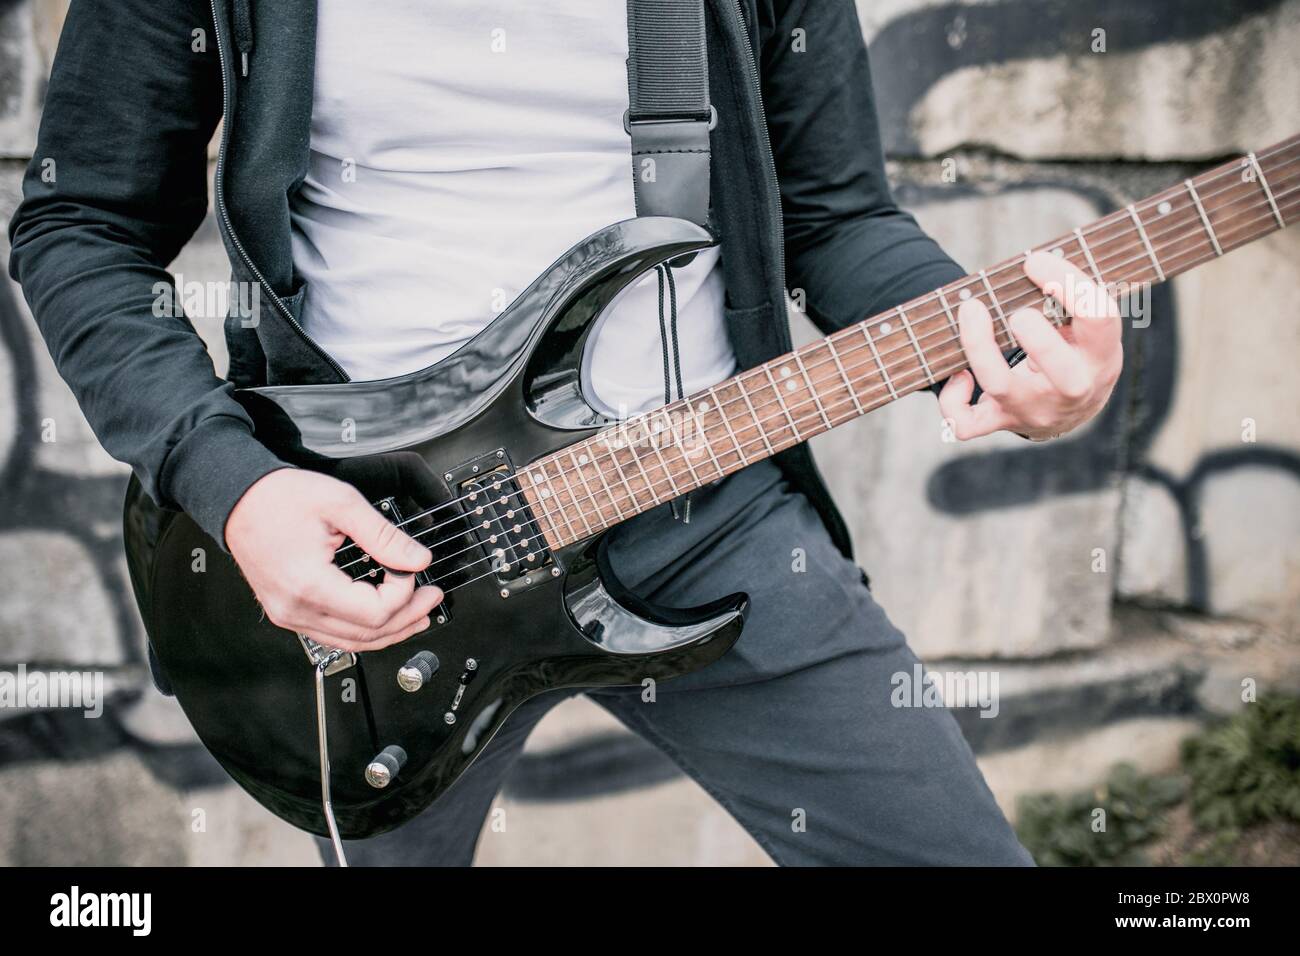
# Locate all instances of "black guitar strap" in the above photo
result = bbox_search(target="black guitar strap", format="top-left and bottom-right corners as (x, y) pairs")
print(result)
(625, 0), (713, 227)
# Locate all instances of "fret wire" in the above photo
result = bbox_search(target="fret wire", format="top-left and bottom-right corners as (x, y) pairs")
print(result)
(552, 459), (596, 537)
(566, 448), (610, 524)
(897, 305), (935, 385)
(709, 383), (750, 466)
(658, 407), (703, 489)
(521, 468), (562, 547)
(934, 288), (959, 338)
(825, 337), (865, 414)
(1127, 203), (1166, 282)
(737, 375), (776, 455)
(609, 442), (648, 511)
(626, 436), (665, 508)
(540, 466), (581, 541)
(1072, 227), (1105, 285)
(578, 448), (625, 523)
(1247, 151), (1287, 228)
(1184, 178), (1224, 256)
(646, 425), (683, 500)
(1021, 247), (1069, 329)
(792, 350), (833, 429)
(860, 323), (898, 399)
(978, 269), (1015, 344)
(687, 398), (727, 480)
(762, 365), (802, 441)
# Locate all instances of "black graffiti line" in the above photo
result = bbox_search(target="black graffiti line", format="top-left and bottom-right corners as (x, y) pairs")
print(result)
(869, 0), (1291, 155)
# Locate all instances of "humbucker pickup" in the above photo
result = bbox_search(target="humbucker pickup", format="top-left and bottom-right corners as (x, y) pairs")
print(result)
(460, 470), (553, 586)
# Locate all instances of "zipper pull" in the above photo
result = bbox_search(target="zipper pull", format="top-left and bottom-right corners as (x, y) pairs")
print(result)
(241, 51), (249, 78)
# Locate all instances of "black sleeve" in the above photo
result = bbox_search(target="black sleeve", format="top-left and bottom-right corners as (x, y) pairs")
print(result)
(8, 0), (287, 548)
(760, 0), (966, 350)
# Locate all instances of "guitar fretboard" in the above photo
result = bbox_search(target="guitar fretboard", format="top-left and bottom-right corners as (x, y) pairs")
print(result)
(520, 134), (1300, 550)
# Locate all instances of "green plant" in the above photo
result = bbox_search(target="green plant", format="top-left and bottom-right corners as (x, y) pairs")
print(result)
(1016, 763), (1184, 867)
(1015, 696), (1300, 866)
(1181, 696), (1300, 830)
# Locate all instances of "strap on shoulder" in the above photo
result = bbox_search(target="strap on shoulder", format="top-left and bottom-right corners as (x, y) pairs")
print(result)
(625, 0), (713, 228)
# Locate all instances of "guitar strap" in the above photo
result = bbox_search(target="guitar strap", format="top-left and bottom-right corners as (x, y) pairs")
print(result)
(625, 0), (713, 227)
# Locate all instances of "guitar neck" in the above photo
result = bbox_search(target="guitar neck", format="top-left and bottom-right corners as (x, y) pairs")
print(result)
(522, 133), (1300, 550)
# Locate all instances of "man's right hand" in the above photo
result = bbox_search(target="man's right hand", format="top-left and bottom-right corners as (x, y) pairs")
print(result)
(225, 468), (443, 653)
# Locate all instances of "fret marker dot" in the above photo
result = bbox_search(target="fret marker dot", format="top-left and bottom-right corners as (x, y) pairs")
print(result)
(780, 366), (793, 378)
(578, 454), (588, 465)
(959, 289), (972, 300)
(540, 488), (551, 498)
(1052, 247), (1064, 257)
(533, 474), (543, 484)
(698, 401), (709, 411)
(786, 380), (797, 392)
(1157, 201), (1172, 216)
(879, 321), (892, 335)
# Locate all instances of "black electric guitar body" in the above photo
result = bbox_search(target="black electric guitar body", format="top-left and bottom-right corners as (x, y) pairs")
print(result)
(125, 217), (748, 840)
(124, 134), (1300, 842)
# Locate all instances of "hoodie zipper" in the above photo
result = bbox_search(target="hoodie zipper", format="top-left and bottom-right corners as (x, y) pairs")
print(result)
(207, 0), (349, 382)
(725, 0), (788, 313)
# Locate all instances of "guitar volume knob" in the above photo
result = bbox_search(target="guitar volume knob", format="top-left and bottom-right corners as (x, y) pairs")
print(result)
(397, 650), (440, 692)
(364, 745), (407, 789)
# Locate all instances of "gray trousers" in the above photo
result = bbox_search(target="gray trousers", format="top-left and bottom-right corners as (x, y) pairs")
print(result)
(317, 460), (1033, 866)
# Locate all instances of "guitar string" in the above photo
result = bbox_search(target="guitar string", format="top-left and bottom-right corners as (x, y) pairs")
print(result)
(531, 208), (1299, 546)
(521, 183), (1300, 533)
(343, 181), (1300, 564)
(332, 147), (1299, 559)
(331, 143), (1299, 557)
(539, 171), (1300, 493)
(381, 192), (1299, 570)
(371, 192), (1296, 597)
(330, 138), (1299, 553)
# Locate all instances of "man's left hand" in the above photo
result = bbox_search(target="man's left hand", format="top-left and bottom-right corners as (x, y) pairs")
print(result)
(938, 250), (1123, 441)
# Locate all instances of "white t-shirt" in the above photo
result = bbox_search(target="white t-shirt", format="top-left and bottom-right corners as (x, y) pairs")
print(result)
(289, 0), (737, 418)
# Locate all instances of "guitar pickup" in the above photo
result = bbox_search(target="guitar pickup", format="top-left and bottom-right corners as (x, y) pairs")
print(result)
(460, 472), (553, 586)
(334, 496), (453, 626)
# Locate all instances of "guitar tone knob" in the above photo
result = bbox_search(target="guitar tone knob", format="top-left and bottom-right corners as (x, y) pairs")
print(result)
(397, 650), (440, 692)
(365, 745), (407, 789)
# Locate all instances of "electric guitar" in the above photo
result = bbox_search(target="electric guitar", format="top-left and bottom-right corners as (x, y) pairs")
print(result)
(125, 134), (1299, 844)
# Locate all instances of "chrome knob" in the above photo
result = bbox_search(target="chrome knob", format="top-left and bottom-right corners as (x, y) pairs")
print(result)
(397, 650), (440, 692)
(364, 745), (407, 789)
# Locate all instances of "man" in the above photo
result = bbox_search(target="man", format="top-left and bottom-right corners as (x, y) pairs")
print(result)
(9, 1), (1119, 865)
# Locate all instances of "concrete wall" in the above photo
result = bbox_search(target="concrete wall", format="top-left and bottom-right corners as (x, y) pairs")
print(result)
(0, 0), (1297, 865)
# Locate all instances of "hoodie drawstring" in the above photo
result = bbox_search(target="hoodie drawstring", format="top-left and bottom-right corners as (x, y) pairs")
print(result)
(233, 0), (254, 77)
(656, 264), (691, 523)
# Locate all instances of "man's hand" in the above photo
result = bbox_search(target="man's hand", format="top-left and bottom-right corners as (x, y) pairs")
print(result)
(226, 469), (443, 653)
(938, 250), (1123, 441)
